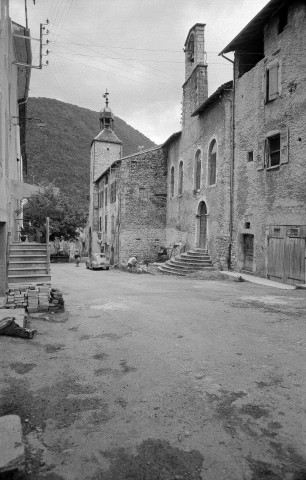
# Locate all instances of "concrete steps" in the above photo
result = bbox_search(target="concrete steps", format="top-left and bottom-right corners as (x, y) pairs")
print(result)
(8, 242), (51, 285)
(158, 248), (214, 276)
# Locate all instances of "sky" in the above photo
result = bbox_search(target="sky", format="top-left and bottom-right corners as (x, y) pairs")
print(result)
(10, 0), (268, 144)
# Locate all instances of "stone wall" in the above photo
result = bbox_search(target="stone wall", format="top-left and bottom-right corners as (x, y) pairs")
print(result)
(119, 148), (167, 263)
(166, 89), (232, 270)
(92, 140), (121, 183)
(233, 0), (306, 277)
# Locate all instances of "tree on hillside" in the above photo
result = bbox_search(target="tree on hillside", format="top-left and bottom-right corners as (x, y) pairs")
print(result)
(22, 184), (87, 241)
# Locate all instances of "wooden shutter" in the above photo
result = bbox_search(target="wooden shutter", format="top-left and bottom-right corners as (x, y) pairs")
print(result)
(280, 125), (289, 164)
(265, 138), (270, 168)
(268, 64), (279, 100)
(257, 139), (265, 170)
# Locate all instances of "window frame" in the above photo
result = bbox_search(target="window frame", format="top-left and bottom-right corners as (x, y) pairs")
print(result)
(194, 150), (201, 190)
(265, 133), (281, 169)
(170, 166), (175, 198)
(178, 160), (183, 196)
(208, 139), (217, 186)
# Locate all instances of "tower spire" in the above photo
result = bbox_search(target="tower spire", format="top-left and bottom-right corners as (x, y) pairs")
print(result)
(99, 88), (114, 131)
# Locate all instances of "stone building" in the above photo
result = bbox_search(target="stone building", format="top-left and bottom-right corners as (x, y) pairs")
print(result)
(220, 0), (306, 285)
(88, 0), (306, 285)
(88, 94), (167, 265)
(164, 23), (233, 270)
(0, 1), (39, 294)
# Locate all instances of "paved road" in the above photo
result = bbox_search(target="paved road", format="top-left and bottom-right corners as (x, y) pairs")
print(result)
(1, 264), (306, 480)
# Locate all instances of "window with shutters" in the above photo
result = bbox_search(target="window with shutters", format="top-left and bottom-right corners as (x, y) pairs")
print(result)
(104, 215), (107, 233)
(178, 161), (183, 195)
(111, 214), (115, 233)
(208, 140), (217, 185)
(104, 185), (108, 206)
(266, 134), (280, 168)
(170, 166), (175, 198)
(194, 150), (201, 190)
(265, 62), (279, 102)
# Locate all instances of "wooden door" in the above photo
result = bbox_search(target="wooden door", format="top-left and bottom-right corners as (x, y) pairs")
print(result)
(284, 237), (305, 285)
(268, 230), (305, 285)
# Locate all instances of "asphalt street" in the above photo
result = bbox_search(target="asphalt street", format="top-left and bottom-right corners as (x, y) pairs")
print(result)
(1, 263), (306, 480)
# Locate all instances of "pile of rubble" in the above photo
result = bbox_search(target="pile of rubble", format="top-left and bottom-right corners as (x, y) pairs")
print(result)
(4, 285), (64, 313)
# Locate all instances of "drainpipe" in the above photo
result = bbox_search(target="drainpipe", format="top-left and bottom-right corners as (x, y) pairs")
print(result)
(221, 53), (235, 270)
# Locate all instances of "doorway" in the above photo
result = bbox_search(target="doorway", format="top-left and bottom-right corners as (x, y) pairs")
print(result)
(197, 201), (207, 249)
(243, 234), (254, 271)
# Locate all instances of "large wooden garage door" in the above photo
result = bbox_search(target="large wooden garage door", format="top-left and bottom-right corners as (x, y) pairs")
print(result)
(268, 226), (306, 285)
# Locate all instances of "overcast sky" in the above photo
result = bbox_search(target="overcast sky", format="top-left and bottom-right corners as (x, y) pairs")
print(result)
(10, 0), (268, 144)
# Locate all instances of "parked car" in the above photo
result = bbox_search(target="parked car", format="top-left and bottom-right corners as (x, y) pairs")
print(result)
(86, 253), (110, 270)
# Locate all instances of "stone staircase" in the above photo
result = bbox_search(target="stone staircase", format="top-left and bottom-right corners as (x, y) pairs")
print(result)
(8, 242), (51, 285)
(158, 248), (214, 276)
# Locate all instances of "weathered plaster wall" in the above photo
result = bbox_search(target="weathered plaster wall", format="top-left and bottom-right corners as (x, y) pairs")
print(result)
(119, 148), (167, 264)
(233, 0), (306, 277)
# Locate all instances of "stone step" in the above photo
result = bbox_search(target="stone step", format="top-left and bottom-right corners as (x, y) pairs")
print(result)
(159, 249), (214, 276)
(9, 254), (47, 262)
(8, 267), (48, 275)
(9, 248), (47, 254)
(169, 261), (213, 271)
(186, 249), (208, 255)
(9, 261), (47, 268)
(176, 257), (212, 264)
(158, 265), (187, 276)
(8, 274), (51, 284)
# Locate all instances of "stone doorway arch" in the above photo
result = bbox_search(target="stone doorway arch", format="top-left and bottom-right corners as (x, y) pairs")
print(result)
(196, 201), (207, 249)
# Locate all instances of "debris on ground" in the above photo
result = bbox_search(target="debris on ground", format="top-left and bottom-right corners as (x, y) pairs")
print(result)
(2, 285), (64, 313)
(0, 415), (25, 476)
(0, 317), (37, 339)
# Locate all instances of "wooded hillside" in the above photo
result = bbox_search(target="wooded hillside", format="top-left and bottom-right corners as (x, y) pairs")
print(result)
(25, 97), (156, 211)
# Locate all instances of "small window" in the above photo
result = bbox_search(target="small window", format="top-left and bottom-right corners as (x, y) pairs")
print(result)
(178, 161), (183, 195)
(101, 188), (104, 207)
(208, 140), (217, 185)
(170, 166), (174, 198)
(278, 5), (288, 34)
(139, 187), (148, 199)
(105, 186), (108, 206)
(248, 151), (253, 162)
(195, 150), (201, 189)
(104, 215), (107, 233)
(111, 214), (115, 233)
(99, 216), (102, 231)
(266, 63), (279, 102)
(266, 134), (280, 168)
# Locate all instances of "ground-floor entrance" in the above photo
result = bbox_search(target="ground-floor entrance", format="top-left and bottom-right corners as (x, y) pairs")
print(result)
(196, 201), (207, 250)
(267, 225), (306, 285)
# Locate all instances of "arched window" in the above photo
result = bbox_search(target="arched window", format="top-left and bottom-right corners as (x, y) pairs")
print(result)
(208, 140), (217, 185)
(178, 161), (183, 195)
(170, 166), (175, 197)
(195, 150), (201, 190)
(187, 34), (194, 62)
